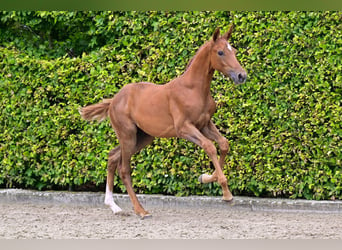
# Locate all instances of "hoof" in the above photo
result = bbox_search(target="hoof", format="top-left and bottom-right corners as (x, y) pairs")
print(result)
(222, 196), (234, 202)
(105, 202), (123, 214)
(198, 175), (203, 183)
(140, 213), (152, 220)
(136, 209), (152, 220)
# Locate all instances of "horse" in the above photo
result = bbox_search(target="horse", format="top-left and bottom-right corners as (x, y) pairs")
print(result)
(80, 25), (247, 219)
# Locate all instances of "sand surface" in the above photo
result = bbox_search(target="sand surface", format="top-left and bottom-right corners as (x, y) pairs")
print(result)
(1, 201), (341, 239)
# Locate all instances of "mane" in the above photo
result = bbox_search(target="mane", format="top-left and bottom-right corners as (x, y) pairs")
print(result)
(184, 41), (212, 72)
(185, 57), (194, 71)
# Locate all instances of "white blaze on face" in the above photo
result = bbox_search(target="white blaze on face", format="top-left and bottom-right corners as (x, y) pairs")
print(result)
(227, 42), (232, 51)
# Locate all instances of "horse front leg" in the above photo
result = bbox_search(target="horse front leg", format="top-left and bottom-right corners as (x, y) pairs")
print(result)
(177, 122), (233, 201)
(197, 121), (233, 201)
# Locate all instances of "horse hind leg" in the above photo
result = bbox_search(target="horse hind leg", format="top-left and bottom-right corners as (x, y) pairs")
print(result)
(117, 128), (154, 219)
(107, 126), (154, 218)
(104, 146), (123, 214)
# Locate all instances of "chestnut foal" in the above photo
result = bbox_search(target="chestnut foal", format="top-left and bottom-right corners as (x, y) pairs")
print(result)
(80, 26), (247, 218)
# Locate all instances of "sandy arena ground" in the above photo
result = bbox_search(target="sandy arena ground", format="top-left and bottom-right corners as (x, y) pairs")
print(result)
(1, 201), (341, 239)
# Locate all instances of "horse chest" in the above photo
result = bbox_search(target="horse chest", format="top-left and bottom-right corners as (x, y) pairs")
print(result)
(188, 99), (216, 129)
(170, 85), (217, 130)
(193, 113), (211, 129)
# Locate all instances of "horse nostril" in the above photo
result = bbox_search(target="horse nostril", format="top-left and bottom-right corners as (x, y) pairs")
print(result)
(238, 73), (245, 83)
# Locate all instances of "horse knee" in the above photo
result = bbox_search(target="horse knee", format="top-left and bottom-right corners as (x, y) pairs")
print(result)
(218, 175), (228, 187)
(218, 137), (229, 154)
(202, 141), (217, 158)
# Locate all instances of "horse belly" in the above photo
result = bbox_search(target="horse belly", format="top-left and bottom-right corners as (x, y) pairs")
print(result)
(136, 115), (176, 138)
(130, 85), (176, 138)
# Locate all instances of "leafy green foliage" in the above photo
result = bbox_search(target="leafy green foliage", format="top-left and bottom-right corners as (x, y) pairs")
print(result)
(1, 11), (341, 200)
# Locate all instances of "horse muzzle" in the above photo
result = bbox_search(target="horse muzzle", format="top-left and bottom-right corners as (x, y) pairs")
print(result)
(228, 70), (247, 85)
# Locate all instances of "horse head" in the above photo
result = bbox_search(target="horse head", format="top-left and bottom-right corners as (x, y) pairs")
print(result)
(210, 25), (247, 85)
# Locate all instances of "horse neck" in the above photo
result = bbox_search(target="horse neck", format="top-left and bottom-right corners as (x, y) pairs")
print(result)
(181, 41), (214, 95)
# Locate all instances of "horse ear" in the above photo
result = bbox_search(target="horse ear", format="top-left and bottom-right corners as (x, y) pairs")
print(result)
(212, 28), (220, 42)
(223, 24), (234, 40)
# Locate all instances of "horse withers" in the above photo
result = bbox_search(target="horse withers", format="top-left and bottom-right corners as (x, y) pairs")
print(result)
(80, 25), (247, 219)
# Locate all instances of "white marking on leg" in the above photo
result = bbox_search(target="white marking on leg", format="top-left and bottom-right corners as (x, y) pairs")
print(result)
(104, 185), (122, 214)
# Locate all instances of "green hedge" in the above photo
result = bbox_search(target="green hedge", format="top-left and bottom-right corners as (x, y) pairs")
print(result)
(0, 11), (341, 200)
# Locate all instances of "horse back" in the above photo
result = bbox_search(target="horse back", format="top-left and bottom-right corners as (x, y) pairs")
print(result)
(112, 82), (176, 137)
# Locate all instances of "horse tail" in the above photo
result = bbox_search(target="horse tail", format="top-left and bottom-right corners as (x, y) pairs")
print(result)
(79, 99), (112, 122)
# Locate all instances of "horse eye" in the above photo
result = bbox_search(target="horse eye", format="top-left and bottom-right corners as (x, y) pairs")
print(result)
(218, 51), (224, 56)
